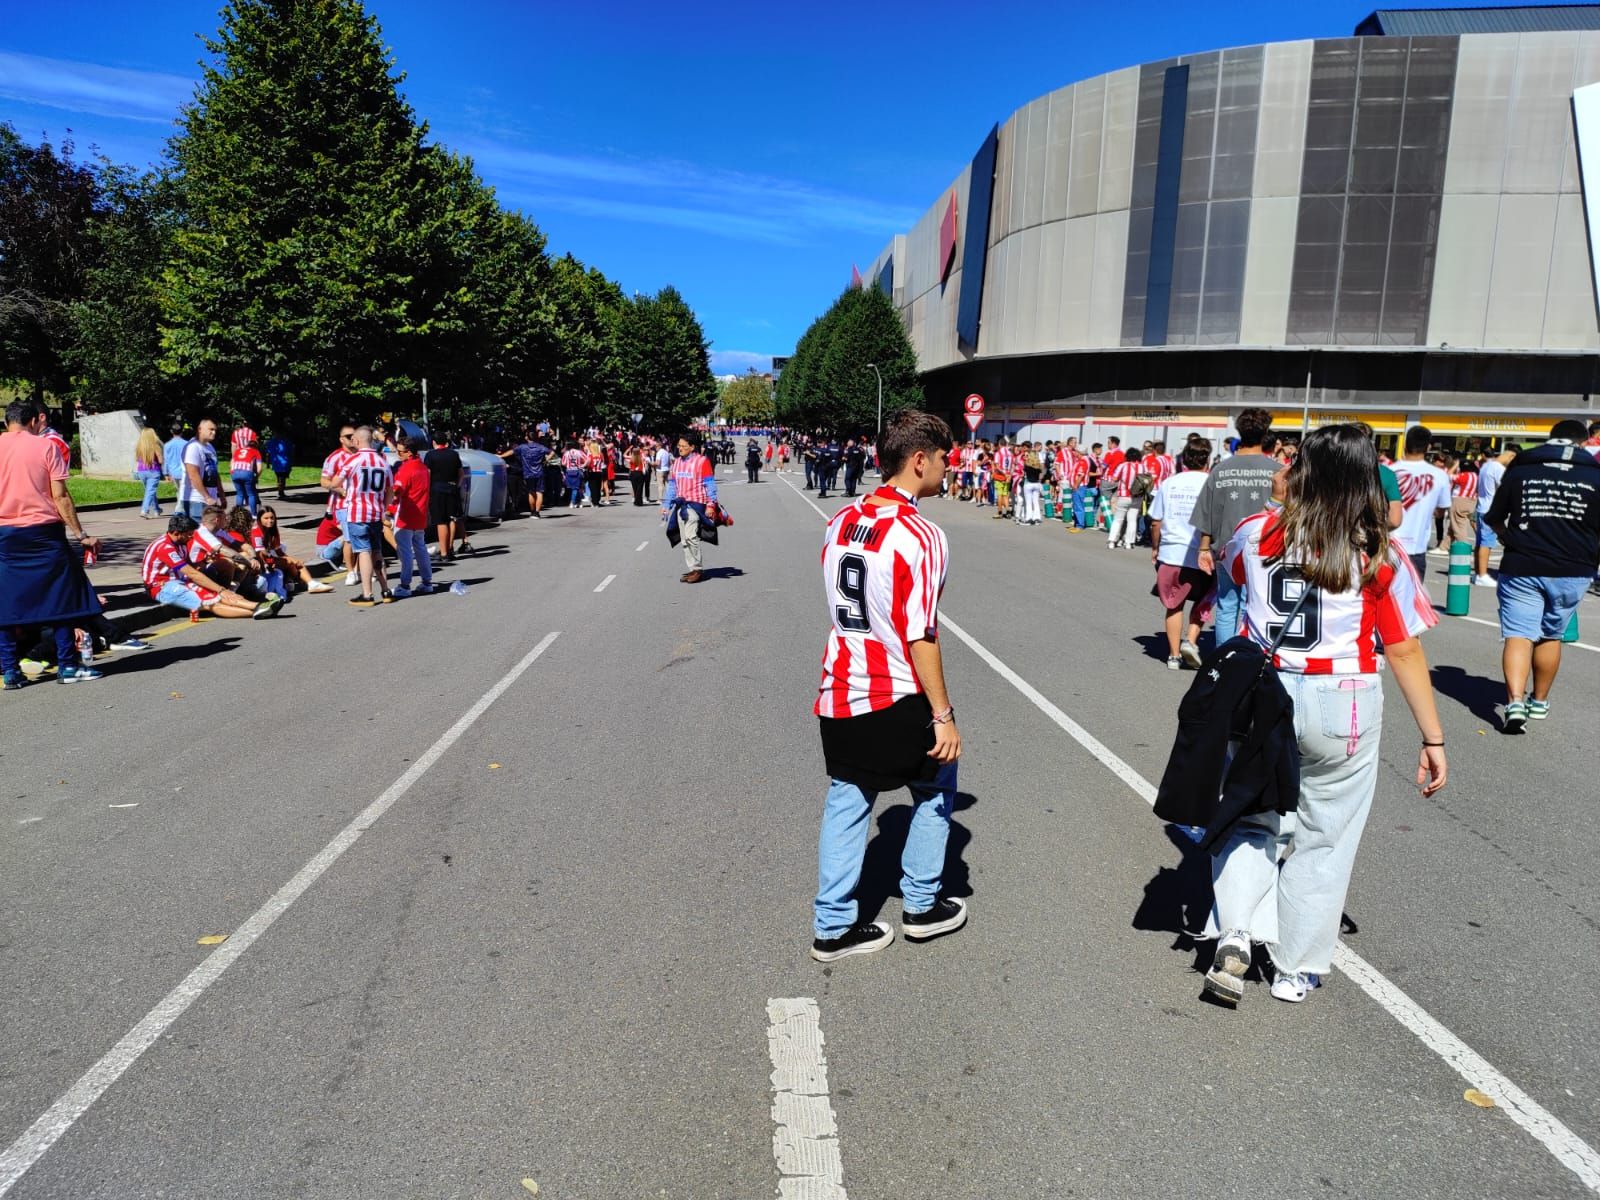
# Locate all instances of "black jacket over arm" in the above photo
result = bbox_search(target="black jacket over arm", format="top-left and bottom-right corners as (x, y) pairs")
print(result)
(1154, 637), (1300, 853)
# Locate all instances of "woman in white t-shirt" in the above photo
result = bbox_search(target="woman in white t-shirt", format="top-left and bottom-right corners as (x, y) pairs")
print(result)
(1149, 438), (1215, 669)
(1204, 424), (1448, 1008)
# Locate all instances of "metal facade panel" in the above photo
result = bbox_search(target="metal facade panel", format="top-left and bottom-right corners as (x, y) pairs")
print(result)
(1485, 191), (1559, 345)
(1443, 34), (1518, 193)
(1099, 67), (1141, 211)
(1088, 209), (1132, 346)
(1043, 85), (1075, 224)
(1069, 73), (1107, 218)
(1143, 64), (1192, 345)
(1060, 215), (1096, 346)
(1255, 42), (1314, 199)
(1425, 192), (1497, 345)
(957, 125), (1000, 356)
(1239, 195), (1301, 343)
(1542, 189), (1600, 344)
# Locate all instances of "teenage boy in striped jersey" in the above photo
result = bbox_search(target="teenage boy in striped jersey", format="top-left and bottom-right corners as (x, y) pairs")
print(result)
(810, 409), (967, 962)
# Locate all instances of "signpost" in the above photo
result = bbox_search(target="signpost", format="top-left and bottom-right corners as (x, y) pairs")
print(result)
(963, 393), (985, 435)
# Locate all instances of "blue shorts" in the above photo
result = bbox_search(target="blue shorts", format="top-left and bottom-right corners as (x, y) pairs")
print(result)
(1475, 518), (1499, 549)
(157, 579), (207, 612)
(1496, 574), (1587, 640)
(344, 519), (381, 554)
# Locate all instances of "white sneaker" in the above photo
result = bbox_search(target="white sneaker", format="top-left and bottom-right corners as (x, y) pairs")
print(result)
(1270, 970), (1320, 1003)
(1472, 574), (1496, 587)
(343, 570), (359, 586)
(305, 581), (333, 594)
(1179, 640), (1202, 669)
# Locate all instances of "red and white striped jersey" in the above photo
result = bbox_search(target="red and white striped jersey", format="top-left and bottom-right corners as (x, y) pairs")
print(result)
(339, 448), (392, 523)
(815, 487), (949, 718)
(42, 427), (71, 466)
(188, 524), (225, 566)
(561, 448), (588, 472)
(142, 534), (190, 596)
(1225, 510), (1437, 675)
(322, 447), (354, 515)
(670, 453), (713, 503)
(1067, 455), (1090, 486)
(1108, 460), (1143, 499)
(229, 445), (261, 476)
(994, 447), (1013, 477)
(1452, 470), (1478, 500)
(231, 426), (256, 458)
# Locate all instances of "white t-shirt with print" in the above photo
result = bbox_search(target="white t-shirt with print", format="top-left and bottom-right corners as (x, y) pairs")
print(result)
(1389, 459), (1450, 555)
(1150, 469), (1209, 568)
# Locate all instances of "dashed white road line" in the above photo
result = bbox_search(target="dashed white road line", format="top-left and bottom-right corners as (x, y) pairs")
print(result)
(594, 574), (616, 593)
(636, 541), (649, 552)
(781, 471), (1600, 1194)
(766, 998), (847, 1199)
(0, 631), (563, 1197)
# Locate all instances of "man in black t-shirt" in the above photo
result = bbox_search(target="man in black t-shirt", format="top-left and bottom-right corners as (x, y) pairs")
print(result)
(423, 436), (466, 562)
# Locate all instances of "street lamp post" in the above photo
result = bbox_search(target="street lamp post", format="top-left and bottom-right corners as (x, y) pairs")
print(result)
(865, 363), (883, 433)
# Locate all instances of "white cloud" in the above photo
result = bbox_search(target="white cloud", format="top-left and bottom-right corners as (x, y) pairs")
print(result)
(709, 349), (774, 375)
(450, 135), (920, 245)
(0, 50), (193, 124)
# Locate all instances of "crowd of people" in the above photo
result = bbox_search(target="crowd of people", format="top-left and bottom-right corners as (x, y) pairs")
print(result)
(802, 406), (1599, 1017)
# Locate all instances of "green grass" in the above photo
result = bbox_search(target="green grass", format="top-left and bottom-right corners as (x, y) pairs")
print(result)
(67, 466), (324, 506)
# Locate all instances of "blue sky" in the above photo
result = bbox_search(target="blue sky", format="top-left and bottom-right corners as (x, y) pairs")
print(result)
(0, 1), (1531, 375)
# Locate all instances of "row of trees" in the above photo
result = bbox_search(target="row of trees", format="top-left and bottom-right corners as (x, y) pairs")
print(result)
(0, 0), (717, 445)
(774, 284), (922, 435)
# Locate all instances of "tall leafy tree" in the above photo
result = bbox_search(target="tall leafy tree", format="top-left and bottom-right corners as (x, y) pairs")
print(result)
(777, 285), (922, 434)
(718, 371), (774, 426)
(612, 285), (717, 433)
(0, 125), (104, 403)
(160, 0), (463, 428)
(67, 164), (183, 422)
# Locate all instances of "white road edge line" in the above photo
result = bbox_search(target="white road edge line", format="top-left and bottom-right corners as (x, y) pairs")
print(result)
(636, 540), (649, 552)
(594, 574), (616, 593)
(0, 631), (564, 1198)
(780, 479), (1600, 1194)
(1450, 611), (1600, 654)
(767, 998), (847, 1199)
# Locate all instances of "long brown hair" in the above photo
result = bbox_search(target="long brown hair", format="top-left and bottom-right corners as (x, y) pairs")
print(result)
(1272, 424), (1392, 591)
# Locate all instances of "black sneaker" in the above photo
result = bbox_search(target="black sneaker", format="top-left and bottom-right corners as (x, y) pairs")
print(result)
(901, 895), (968, 941)
(810, 921), (894, 962)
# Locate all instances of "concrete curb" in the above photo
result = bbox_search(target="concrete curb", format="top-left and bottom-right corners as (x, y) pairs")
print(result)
(74, 482), (325, 513)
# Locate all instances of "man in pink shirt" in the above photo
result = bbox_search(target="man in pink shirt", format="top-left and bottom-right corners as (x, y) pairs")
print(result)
(0, 400), (104, 687)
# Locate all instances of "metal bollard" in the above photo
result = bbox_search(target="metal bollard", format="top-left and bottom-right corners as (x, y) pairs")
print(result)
(1445, 540), (1472, 615)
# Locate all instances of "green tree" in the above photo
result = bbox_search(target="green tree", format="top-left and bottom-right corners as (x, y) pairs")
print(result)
(0, 125), (104, 403)
(67, 164), (183, 422)
(612, 285), (716, 433)
(777, 285), (921, 435)
(543, 253), (624, 437)
(159, 0), (467, 429)
(718, 370), (774, 426)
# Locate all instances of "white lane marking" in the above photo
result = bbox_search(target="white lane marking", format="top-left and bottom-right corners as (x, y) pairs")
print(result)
(636, 541), (649, 552)
(784, 494), (1600, 1194)
(766, 998), (847, 1199)
(1449, 611), (1600, 654)
(594, 574), (616, 593)
(778, 473), (829, 520)
(18, 817), (43, 826)
(1333, 944), (1600, 1190)
(0, 631), (563, 1198)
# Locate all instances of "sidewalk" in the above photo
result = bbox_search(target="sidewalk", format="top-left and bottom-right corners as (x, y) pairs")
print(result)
(84, 491), (337, 635)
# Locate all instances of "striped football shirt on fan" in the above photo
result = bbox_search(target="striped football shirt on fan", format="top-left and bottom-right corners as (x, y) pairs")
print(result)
(142, 535), (190, 597)
(1452, 471), (1478, 499)
(322, 447), (354, 516)
(339, 448), (392, 523)
(1108, 460), (1142, 498)
(815, 486), (949, 719)
(670, 453), (713, 503)
(1224, 510), (1437, 675)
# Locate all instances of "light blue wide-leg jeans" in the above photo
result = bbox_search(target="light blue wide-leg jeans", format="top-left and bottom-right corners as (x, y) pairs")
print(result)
(814, 760), (958, 939)
(1206, 672), (1384, 976)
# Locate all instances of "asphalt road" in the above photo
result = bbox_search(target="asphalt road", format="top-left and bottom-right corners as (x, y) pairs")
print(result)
(2, 465), (1597, 1199)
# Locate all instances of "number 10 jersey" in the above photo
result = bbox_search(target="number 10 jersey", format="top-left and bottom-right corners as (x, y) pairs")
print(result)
(815, 489), (949, 718)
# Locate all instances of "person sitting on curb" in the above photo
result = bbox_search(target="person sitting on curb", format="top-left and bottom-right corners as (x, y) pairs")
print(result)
(143, 514), (282, 620)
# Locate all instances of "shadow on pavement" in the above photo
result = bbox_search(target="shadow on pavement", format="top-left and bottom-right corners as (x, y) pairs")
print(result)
(856, 790), (977, 923)
(1130, 633), (1171, 664)
(101, 635), (245, 675)
(695, 566), (745, 583)
(1430, 663), (1504, 725)
(1133, 824), (1214, 974)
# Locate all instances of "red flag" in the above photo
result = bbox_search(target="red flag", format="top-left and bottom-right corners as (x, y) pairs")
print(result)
(850, 263), (863, 289)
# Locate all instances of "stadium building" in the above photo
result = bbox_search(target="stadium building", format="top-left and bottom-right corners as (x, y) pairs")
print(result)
(866, 6), (1600, 451)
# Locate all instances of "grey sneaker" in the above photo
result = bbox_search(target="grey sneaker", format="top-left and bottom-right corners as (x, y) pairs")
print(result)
(1203, 930), (1251, 1006)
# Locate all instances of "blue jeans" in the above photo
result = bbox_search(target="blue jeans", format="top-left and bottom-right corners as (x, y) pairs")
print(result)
(395, 528), (432, 589)
(1072, 485), (1092, 527)
(1206, 672), (1383, 975)
(814, 760), (957, 938)
(565, 469), (584, 506)
(179, 499), (208, 521)
(231, 473), (258, 515)
(135, 469), (162, 515)
(0, 624), (78, 676)
(1212, 567), (1243, 644)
